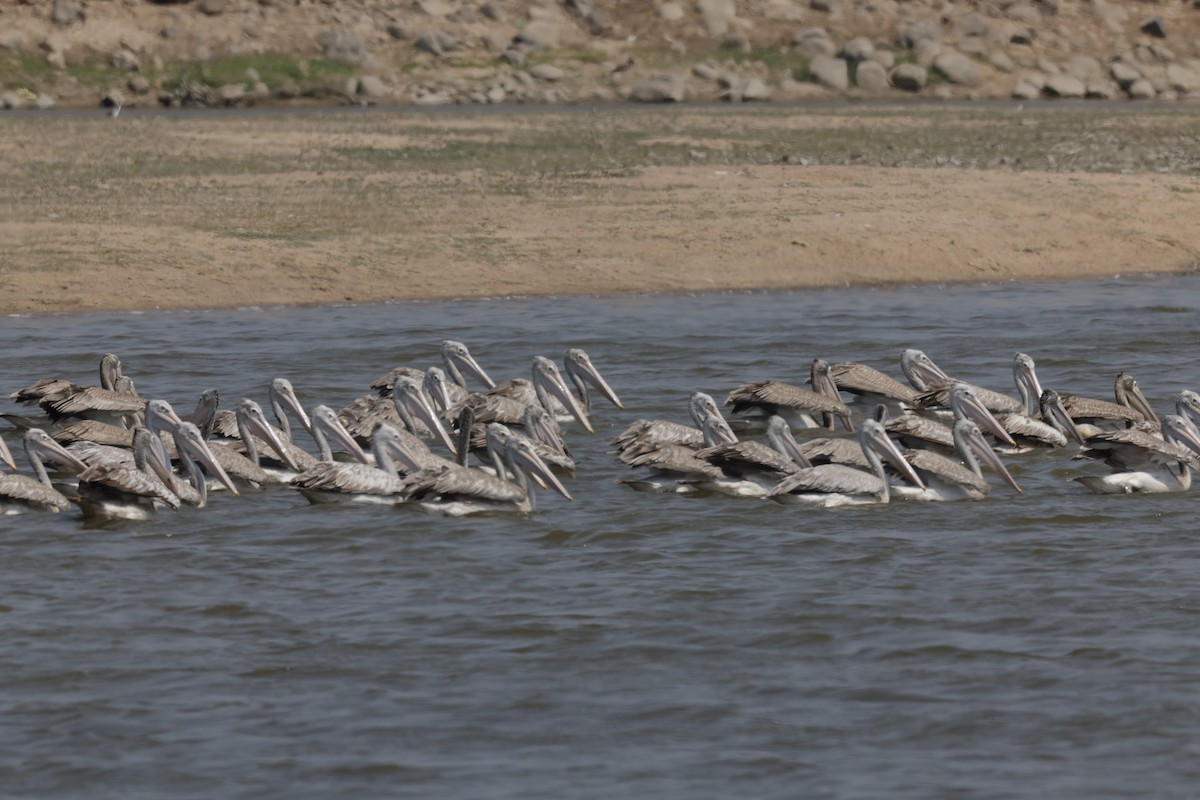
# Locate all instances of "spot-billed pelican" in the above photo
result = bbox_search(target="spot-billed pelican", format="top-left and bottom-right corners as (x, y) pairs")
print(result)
(726, 358), (853, 431)
(1073, 415), (1200, 494)
(685, 416), (814, 497)
(290, 421), (409, 505)
(1061, 373), (1158, 434)
(768, 419), (926, 507)
(459, 356), (592, 434)
(11, 353), (123, 406)
(611, 392), (729, 454)
(0, 430), (89, 513)
(891, 419), (1023, 501)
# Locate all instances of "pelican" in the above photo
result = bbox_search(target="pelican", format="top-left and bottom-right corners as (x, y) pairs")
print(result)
(1073, 415), (1200, 494)
(42, 375), (146, 426)
(369, 340), (496, 398)
(73, 427), (184, 520)
(1061, 372), (1158, 435)
(768, 419), (926, 507)
(829, 358), (921, 409)
(898, 349), (954, 391)
(876, 385), (1017, 454)
(162, 422), (241, 508)
(61, 398), (187, 470)
(0, 429), (89, 513)
(290, 421), (409, 505)
(402, 425), (572, 516)
(726, 358), (853, 431)
(564, 348), (623, 412)
(616, 415), (739, 493)
(891, 419), (1023, 501)
(685, 415), (814, 497)
(611, 391), (729, 454)
(914, 352), (1042, 416)
(459, 356), (592, 434)
(10, 352), (123, 406)
(209, 379), (311, 448)
(198, 398), (302, 488)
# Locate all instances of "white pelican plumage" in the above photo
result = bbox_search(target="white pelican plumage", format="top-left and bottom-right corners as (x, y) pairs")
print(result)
(290, 421), (409, 505)
(891, 419), (1023, 502)
(1073, 414), (1200, 494)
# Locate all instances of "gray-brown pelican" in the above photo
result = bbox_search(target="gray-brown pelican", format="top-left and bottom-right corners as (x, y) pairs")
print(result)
(74, 427), (184, 520)
(10, 352), (123, 406)
(209, 379), (311, 450)
(829, 358), (921, 408)
(42, 375), (146, 426)
(564, 348), (623, 412)
(616, 415), (739, 493)
(290, 421), (409, 505)
(459, 356), (592, 434)
(875, 385), (1017, 454)
(1061, 373), (1158, 435)
(0, 430), (89, 513)
(768, 419), (926, 507)
(162, 422), (241, 508)
(61, 398), (187, 470)
(370, 340), (496, 398)
(686, 416), (814, 497)
(914, 352), (1042, 416)
(891, 419), (1023, 502)
(402, 425), (572, 516)
(726, 359), (853, 431)
(202, 398), (303, 488)
(899, 349), (954, 391)
(1073, 415), (1200, 494)
(611, 392), (730, 454)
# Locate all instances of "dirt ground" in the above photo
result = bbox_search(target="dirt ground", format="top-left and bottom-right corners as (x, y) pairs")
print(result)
(1, 107), (1198, 314)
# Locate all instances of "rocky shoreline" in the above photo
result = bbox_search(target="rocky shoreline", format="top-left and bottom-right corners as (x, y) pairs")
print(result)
(1, 0), (1199, 111)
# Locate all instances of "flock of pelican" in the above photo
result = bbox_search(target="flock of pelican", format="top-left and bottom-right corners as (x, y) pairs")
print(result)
(0, 343), (1195, 520)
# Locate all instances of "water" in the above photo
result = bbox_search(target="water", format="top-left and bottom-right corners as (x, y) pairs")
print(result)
(3, 275), (1200, 799)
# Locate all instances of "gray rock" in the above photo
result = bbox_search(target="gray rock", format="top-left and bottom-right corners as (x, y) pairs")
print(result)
(1011, 80), (1040, 100)
(501, 49), (525, 67)
(913, 39), (941, 67)
(933, 52), (982, 87)
(989, 52), (1014, 73)
(414, 31), (444, 56)
(1167, 64), (1200, 93)
(890, 63), (927, 92)
(1085, 80), (1116, 99)
(1005, 3), (1040, 25)
(127, 75), (151, 95)
(692, 61), (721, 81)
(0, 90), (25, 111)
(481, 3), (506, 22)
(629, 73), (686, 103)
(956, 12), (989, 38)
(809, 55), (849, 91)
(697, 0), (736, 37)
(901, 19), (941, 49)
(841, 37), (874, 64)
(217, 83), (246, 104)
(318, 30), (367, 66)
(854, 59), (888, 91)
(1110, 62), (1141, 89)
(386, 24), (408, 41)
(35, 92), (56, 110)
(101, 89), (125, 109)
(1127, 78), (1157, 99)
(869, 50), (895, 69)
(52, 0), (85, 27)
(1043, 73), (1085, 98)
(1141, 17), (1167, 39)
(357, 75), (387, 97)
(737, 77), (770, 101)
(110, 49), (141, 73)
(530, 64), (565, 82)
(793, 29), (835, 59)
(198, 0), (227, 15)
(1065, 55), (1100, 80)
(1010, 29), (1036, 46)
(160, 25), (181, 41)
(810, 0), (840, 12)
(513, 31), (552, 52)
(1022, 73), (1046, 90)
(486, 85), (507, 103)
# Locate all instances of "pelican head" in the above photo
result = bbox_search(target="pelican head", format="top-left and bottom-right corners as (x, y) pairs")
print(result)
(1161, 414), (1200, 461)
(1039, 389), (1086, 446)
(312, 405), (371, 464)
(0, 432), (15, 472)
(532, 356), (592, 434)
(564, 348), (623, 410)
(442, 340), (495, 390)
(1012, 353), (1043, 417)
(99, 353), (123, 391)
(1175, 390), (1200, 431)
(504, 434), (573, 503)
(423, 367), (454, 413)
(860, 418), (926, 492)
(236, 398), (300, 471)
(953, 418), (1022, 493)
(900, 349), (951, 391)
(191, 389), (220, 437)
(392, 375), (457, 455)
(765, 414), (813, 469)
(523, 403), (567, 456)
(26, 428), (88, 475)
(701, 413), (739, 447)
(948, 383), (1017, 447)
(688, 392), (723, 428)
(174, 421), (240, 497)
(270, 378), (312, 438)
(1115, 373), (1159, 427)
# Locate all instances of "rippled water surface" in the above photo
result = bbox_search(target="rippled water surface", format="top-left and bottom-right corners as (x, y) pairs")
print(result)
(5, 276), (1200, 799)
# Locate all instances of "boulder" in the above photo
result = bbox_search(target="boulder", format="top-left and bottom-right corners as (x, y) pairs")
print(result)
(318, 30), (367, 66)
(809, 55), (849, 91)
(989, 52), (1014, 73)
(0, 90), (26, 110)
(1127, 78), (1157, 99)
(841, 37), (874, 64)
(870, 51), (895, 69)
(51, 0), (85, 27)
(357, 75), (387, 97)
(1085, 80), (1116, 99)
(1065, 55), (1101, 81)
(890, 63), (927, 92)
(1141, 17), (1167, 39)
(933, 52), (982, 87)
(793, 29), (835, 59)
(1167, 64), (1200, 93)
(629, 74), (686, 103)
(738, 77), (771, 101)
(530, 64), (565, 82)
(854, 60), (888, 91)
(901, 19), (941, 49)
(198, 0), (227, 15)
(1110, 62), (1141, 89)
(1011, 80), (1040, 100)
(111, 49), (141, 73)
(1043, 74), (1085, 98)
(697, 0), (736, 37)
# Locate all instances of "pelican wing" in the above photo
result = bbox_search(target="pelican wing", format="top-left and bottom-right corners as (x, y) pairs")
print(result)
(623, 444), (724, 478)
(914, 382), (1023, 414)
(485, 378), (537, 405)
(0, 475), (72, 512)
(696, 440), (801, 476)
(1079, 429), (1199, 471)
(772, 464), (885, 496)
(290, 462), (406, 495)
(830, 363), (918, 403)
(904, 449), (988, 494)
(1060, 394), (1144, 425)
(53, 419), (137, 447)
(799, 437), (870, 467)
(77, 462), (181, 508)
(46, 388), (146, 417)
(999, 413), (1067, 448)
(405, 465), (526, 503)
(883, 414), (954, 448)
(11, 378), (81, 405)
(461, 393), (527, 426)
(726, 381), (851, 417)
(369, 367), (424, 396)
(611, 419), (703, 452)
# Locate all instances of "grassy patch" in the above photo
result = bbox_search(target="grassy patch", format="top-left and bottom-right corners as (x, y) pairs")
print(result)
(167, 54), (356, 91)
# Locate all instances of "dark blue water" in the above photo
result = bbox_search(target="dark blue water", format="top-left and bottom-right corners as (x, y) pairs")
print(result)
(4, 275), (1200, 799)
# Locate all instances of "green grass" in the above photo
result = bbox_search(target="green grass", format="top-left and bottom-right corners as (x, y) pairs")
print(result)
(168, 54), (356, 90)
